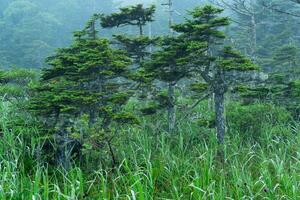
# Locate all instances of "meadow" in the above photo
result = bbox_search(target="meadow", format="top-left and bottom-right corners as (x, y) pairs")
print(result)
(1, 100), (299, 199)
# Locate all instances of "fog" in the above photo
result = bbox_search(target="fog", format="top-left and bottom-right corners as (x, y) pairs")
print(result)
(115, 0), (156, 6)
(0, 0), (299, 68)
(0, 0), (203, 68)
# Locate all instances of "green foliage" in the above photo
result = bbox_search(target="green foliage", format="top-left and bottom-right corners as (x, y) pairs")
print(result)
(190, 82), (209, 93)
(2, 100), (300, 199)
(173, 5), (229, 40)
(286, 80), (300, 97)
(109, 92), (130, 105)
(101, 4), (156, 65)
(28, 16), (138, 169)
(113, 35), (158, 63)
(228, 103), (291, 141)
(0, 68), (37, 82)
(197, 113), (215, 128)
(2, 2), (300, 199)
(172, 5), (258, 142)
(0, 84), (23, 97)
(101, 4), (159, 116)
(113, 112), (139, 125)
(235, 85), (272, 103)
(101, 4), (156, 30)
(139, 91), (171, 115)
(219, 46), (259, 71)
(173, 5), (258, 87)
(32, 34), (132, 118)
(0, 68), (38, 100)
(140, 102), (160, 115)
(145, 36), (190, 83)
(273, 45), (298, 67)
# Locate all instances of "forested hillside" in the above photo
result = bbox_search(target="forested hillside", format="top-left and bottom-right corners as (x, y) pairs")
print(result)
(1, 0), (300, 199)
(0, 0), (200, 68)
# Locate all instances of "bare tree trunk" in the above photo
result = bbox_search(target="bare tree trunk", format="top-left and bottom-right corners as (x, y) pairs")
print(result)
(168, 83), (176, 134)
(139, 22), (143, 36)
(214, 90), (225, 144)
(250, 14), (257, 61)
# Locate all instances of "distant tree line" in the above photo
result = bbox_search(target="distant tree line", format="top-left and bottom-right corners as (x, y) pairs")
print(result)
(0, 0), (202, 68)
(0, 0), (114, 68)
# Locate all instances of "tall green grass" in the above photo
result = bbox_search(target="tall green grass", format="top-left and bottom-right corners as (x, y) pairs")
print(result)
(0, 101), (300, 199)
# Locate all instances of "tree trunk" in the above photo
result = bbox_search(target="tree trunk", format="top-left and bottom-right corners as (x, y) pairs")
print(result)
(250, 14), (257, 61)
(57, 130), (72, 170)
(106, 139), (117, 169)
(168, 83), (176, 134)
(209, 93), (214, 111)
(91, 20), (96, 40)
(214, 90), (225, 144)
(56, 118), (73, 170)
(139, 22), (143, 36)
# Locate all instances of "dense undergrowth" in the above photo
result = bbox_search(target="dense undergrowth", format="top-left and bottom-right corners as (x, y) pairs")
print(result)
(1, 100), (300, 199)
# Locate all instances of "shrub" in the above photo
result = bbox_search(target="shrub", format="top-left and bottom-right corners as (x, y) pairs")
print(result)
(227, 102), (292, 142)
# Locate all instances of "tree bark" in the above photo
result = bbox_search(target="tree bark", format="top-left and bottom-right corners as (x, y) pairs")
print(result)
(57, 129), (72, 170)
(138, 22), (143, 36)
(250, 13), (257, 61)
(168, 83), (176, 134)
(214, 90), (225, 144)
(91, 20), (96, 40)
(106, 138), (117, 169)
(56, 118), (73, 170)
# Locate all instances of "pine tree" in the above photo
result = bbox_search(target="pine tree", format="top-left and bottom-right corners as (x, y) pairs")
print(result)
(100, 4), (158, 120)
(144, 36), (190, 133)
(30, 16), (135, 169)
(238, 44), (300, 117)
(101, 4), (156, 68)
(173, 5), (258, 143)
(101, 4), (155, 36)
(273, 45), (299, 74)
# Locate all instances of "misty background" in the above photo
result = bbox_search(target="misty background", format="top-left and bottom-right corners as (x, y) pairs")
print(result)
(1, 0), (300, 71)
(0, 0), (202, 68)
